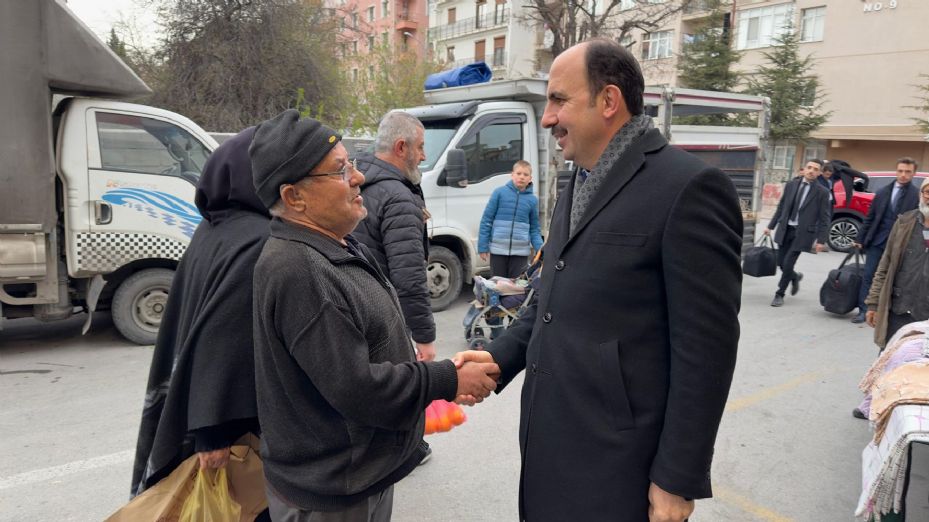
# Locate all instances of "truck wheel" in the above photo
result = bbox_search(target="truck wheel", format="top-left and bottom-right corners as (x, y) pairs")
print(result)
(427, 246), (462, 312)
(828, 217), (860, 253)
(111, 268), (174, 346)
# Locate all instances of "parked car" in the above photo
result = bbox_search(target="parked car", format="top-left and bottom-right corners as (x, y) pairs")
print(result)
(828, 171), (928, 251)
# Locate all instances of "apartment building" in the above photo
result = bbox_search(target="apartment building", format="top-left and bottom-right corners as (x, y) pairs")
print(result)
(426, 0), (539, 80)
(330, 0), (428, 82)
(623, 0), (929, 177)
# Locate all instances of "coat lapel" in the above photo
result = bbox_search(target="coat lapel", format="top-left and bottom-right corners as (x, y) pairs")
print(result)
(563, 129), (667, 252)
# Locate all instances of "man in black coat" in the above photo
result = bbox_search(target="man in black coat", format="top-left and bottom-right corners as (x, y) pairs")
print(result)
(131, 128), (270, 499)
(764, 159), (831, 307)
(851, 158), (921, 323)
(455, 38), (742, 522)
(352, 111), (436, 362)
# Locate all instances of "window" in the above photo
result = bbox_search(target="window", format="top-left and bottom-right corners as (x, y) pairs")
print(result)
(803, 143), (826, 164)
(769, 143), (795, 171)
(352, 40), (358, 54)
(799, 83), (817, 107)
(474, 39), (486, 62)
(736, 3), (793, 50)
(368, 35), (375, 50)
(458, 116), (524, 184)
(619, 33), (634, 49)
(493, 36), (505, 66)
(448, 7), (456, 23)
(446, 45), (455, 62)
(475, 0), (486, 28)
(367, 6), (374, 22)
(340, 43), (347, 57)
(641, 30), (672, 60)
(800, 6), (825, 42)
(352, 68), (358, 82)
(351, 12), (358, 28)
(382, 31), (389, 46)
(620, 0), (635, 10)
(96, 112), (209, 179)
(494, 0), (506, 24)
(382, 0), (389, 18)
(368, 65), (375, 80)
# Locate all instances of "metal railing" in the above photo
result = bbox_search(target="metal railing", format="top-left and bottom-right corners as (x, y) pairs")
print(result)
(428, 8), (509, 41)
(444, 50), (507, 70)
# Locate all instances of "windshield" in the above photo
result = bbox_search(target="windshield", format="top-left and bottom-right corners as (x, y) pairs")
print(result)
(421, 118), (464, 171)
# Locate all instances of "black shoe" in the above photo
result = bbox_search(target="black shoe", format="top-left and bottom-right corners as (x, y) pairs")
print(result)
(851, 312), (866, 324)
(771, 295), (784, 307)
(790, 272), (803, 296)
(418, 447), (432, 466)
(852, 408), (867, 420)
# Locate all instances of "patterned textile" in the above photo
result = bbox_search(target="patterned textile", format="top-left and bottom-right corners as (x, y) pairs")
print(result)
(871, 361), (929, 442)
(569, 114), (654, 235)
(857, 336), (929, 417)
(859, 325), (929, 394)
(856, 405), (929, 520)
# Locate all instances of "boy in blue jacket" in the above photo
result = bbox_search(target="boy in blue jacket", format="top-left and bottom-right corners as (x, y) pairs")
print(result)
(478, 160), (544, 278)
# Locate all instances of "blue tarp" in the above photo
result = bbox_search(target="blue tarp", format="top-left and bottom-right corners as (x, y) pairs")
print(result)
(424, 62), (493, 90)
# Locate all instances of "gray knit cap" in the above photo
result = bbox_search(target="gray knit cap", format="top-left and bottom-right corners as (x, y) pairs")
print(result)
(249, 109), (342, 208)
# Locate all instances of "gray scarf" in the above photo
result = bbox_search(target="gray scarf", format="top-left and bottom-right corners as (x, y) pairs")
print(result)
(570, 113), (654, 235)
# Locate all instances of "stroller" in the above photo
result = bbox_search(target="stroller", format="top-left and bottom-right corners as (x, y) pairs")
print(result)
(462, 254), (541, 349)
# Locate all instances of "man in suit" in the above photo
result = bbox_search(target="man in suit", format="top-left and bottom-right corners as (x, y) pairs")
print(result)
(454, 38), (742, 522)
(764, 160), (831, 307)
(851, 158), (921, 323)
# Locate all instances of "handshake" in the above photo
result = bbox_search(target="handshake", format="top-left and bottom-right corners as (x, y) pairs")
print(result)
(452, 350), (499, 406)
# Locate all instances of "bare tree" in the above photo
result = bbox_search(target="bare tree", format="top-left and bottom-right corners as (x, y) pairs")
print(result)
(145, 0), (345, 131)
(524, 0), (694, 57)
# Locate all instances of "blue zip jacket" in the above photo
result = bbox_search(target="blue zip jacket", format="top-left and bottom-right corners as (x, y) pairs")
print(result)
(478, 180), (543, 256)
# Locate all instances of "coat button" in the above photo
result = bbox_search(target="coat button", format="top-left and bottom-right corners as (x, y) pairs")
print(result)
(531, 363), (538, 374)
(555, 260), (565, 270)
(542, 312), (552, 323)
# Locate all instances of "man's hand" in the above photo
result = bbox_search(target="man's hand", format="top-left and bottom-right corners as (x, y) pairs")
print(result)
(455, 360), (499, 401)
(853, 242), (862, 250)
(479, 252), (489, 262)
(763, 228), (771, 236)
(813, 242), (827, 253)
(866, 310), (877, 328)
(648, 482), (694, 522)
(197, 447), (231, 469)
(453, 351), (499, 405)
(415, 342), (436, 362)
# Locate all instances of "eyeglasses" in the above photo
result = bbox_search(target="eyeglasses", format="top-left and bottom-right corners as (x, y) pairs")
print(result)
(306, 159), (357, 183)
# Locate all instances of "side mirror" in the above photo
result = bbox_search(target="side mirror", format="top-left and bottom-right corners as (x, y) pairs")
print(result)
(444, 149), (468, 188)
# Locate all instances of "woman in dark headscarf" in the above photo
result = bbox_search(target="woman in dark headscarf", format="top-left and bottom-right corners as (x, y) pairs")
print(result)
(130, 127), (270, 497)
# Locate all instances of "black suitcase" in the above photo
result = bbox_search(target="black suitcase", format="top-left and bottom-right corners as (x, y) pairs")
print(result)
(819, 251), (863, 315)
(743, 235), (777, 277)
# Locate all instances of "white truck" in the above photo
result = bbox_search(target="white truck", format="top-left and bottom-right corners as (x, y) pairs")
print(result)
(407, 79), (769, 310)
(0, 0), (218, 344)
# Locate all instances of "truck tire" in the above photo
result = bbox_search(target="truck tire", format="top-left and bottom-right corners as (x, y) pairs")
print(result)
(427, 246), (462, 312)
(828, 217), (861, 253)
(111, 268), (174, 346)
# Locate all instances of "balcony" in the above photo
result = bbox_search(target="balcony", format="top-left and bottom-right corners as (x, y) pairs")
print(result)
(428, 8), (509, 41)
(396, 12), (419, 31)
(682, 0), (731, 17)
(444, 50), (507, 71)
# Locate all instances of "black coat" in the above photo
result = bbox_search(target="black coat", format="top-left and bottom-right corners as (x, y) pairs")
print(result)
(352, 153), (435, 344)
(488, 129), (742, 521)
(768, 177), (831, 252)
(131, 128), (269, 496)
(857, 181), (920, 248)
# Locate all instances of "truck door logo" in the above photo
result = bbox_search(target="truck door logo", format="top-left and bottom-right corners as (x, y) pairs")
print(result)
(102, 188), (201, 238)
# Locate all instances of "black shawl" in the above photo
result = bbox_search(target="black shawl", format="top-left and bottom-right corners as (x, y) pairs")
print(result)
(130, 127), (270, 496)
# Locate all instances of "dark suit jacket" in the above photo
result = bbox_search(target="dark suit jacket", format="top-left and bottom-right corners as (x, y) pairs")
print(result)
(857, 181), (920, 248)
(768, 177), (831, 252)
(488, 128), (742, 521)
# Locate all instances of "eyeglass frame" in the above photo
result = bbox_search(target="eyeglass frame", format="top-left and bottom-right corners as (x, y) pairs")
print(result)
(304, 158), (357, 183)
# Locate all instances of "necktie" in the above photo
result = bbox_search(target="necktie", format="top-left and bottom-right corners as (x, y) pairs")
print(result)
(891, 184), (903, 213)
(791, 182), (809, 222)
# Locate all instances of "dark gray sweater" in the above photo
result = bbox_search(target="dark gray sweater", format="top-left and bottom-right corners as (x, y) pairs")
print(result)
(253, 218), (458, 510)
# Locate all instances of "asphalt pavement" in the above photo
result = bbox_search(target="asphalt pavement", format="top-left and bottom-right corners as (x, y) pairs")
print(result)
(0, 246), (880, 521)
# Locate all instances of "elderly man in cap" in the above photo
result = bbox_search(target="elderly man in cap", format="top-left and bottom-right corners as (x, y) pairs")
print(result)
(249, 110), (500, 521)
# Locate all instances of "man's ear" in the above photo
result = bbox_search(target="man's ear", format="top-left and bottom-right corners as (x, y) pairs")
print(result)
(601, 85), (625, 119)
(393, 139), (407, 157)
(280, 184), (306, 212)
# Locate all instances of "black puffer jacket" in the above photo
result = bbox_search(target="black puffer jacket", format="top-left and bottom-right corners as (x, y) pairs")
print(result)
(353, 153), (435, 344)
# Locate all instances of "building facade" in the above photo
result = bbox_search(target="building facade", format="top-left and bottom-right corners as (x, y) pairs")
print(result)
(426, 0), (540, 80)
(620, 0), (929, 178)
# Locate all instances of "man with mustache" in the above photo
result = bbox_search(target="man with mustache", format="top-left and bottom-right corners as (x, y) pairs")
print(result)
(864, 179), (929, 350)
(353, 111), (436, 368)
(249, 110), (499, 521)
(455, 38), (742, 521)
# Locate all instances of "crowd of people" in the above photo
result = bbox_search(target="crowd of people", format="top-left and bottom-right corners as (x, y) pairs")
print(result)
(122, 38), (744, 522)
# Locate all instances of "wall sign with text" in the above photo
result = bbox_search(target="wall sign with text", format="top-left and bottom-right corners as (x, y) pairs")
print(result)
(862, 0), (898, 13)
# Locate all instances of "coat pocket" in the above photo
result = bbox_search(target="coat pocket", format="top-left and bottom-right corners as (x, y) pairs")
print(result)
(593, 232), (648, 247)
(596, 340), (635, 431)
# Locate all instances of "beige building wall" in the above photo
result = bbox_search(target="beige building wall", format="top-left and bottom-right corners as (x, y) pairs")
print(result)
(639, 0), (929, 173)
